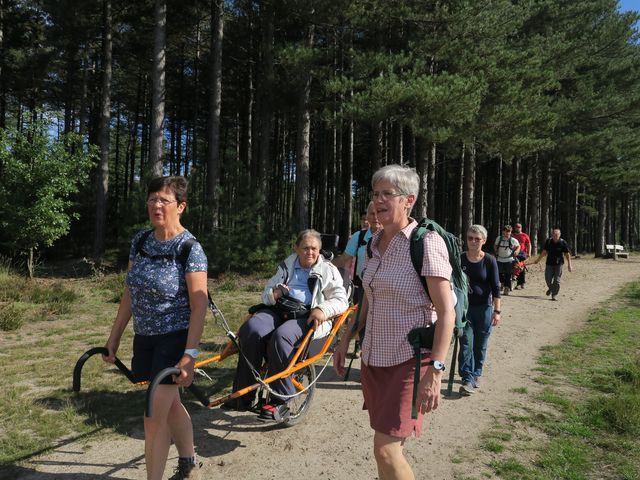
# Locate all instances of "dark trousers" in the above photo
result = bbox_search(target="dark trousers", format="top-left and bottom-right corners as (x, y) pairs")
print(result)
(498, 261), (513, 289)
(233, 309), (311, 406)
(545, 264), (564, 296)
(516, 268), (526, 286)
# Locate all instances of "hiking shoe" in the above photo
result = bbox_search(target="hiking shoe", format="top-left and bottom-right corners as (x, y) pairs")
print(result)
(503, 287), (510, 296)
(546, 289), (551, 296)
(257, 403), (290, 423)
(473, 378), (480, 389)
(551, 295), (557, 301)
(459, 381), (475, 396)
(168, 458), (201, 480)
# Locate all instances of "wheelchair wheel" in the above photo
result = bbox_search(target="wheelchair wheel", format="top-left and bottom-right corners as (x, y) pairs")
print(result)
(282, 364), (316, 427)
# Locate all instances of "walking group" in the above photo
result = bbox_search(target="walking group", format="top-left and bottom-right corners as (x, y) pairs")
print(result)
(100, 166), (575, 480)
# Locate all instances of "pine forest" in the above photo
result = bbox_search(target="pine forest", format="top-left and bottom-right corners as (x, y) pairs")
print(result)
(1, 0), (639, 274)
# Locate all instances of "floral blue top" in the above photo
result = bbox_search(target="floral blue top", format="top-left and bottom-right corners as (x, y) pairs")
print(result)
(127, 229), (208, 336)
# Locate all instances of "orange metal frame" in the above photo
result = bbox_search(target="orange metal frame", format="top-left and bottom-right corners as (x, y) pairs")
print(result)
(198, 304), (357, 408)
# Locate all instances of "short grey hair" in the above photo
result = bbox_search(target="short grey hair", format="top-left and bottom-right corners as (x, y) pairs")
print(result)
(467, 224), (488, 240)
(295, 229), (322, 247)
(371, 164), (419, 196)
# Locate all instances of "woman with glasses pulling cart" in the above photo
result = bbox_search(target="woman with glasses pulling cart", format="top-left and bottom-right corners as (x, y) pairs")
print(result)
(103, 176), (208, 480)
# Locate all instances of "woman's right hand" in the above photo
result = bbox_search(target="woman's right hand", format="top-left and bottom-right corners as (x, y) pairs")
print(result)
(333, 338), (349, 377)
(102, 337), (120, 364)
(273, 283), (289, 300)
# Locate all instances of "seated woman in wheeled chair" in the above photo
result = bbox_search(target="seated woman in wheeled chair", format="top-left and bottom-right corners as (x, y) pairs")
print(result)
(222, 229), (348, 421)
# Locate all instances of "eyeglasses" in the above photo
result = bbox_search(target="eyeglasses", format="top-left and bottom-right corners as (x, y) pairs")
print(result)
(370, 190), (406, 201)
(146, 197), (177, 207)
(467, 236), (483, 242)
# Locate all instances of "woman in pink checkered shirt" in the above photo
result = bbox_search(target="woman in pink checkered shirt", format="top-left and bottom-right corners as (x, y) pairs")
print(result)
(334, 164), (455, 480)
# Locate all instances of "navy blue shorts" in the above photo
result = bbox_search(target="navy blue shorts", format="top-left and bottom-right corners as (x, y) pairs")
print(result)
(131, 329), (188, 384)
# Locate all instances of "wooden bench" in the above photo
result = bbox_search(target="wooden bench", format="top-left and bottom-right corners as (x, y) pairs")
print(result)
(605, 244), (629, 259)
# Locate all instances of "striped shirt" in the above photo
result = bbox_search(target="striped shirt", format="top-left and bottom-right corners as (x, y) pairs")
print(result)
(361, 219), (452, 367)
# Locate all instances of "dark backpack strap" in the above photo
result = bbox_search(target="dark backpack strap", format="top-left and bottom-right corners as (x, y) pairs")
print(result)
(135, 230), (197, 270)
(178, 238), (196, 270)
(134, 229), (154, 259)
(409, 224), (429, 297)
(366, 237), (373, 259)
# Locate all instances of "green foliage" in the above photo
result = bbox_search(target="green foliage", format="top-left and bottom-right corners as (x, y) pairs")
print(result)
(0, 119), (96, 262)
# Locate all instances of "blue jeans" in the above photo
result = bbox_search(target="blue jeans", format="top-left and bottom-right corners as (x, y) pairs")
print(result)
(458, 304), (493, 384)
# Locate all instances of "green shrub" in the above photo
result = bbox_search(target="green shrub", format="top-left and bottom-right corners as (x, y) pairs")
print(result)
(0, 303), (25, 331)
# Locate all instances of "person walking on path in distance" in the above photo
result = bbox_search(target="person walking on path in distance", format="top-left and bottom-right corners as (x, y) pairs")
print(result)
(493, 225), (520, 296)
(533, 227), (573, 301)
(512, 223), (531, 289)
(103, 176), (208, 480)
(334, 164), (455, 480)
(458, 224), (502, 396)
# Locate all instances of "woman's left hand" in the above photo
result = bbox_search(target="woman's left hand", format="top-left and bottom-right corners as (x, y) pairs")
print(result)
(307, 308), (327, 330)
(173, 354), (196, 387)
(417, 367), (443, 414)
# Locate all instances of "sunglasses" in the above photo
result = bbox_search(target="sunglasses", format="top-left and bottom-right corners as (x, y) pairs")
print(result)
(467, 236), (483, 242)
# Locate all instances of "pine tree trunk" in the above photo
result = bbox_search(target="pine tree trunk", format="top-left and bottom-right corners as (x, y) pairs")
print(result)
(510, 157), (520, 224)
(93, 0), (112, 261)
(427, 142), (436, 219)
(149, 0), (166, 178)
(539, 157), (551, 247)
(255, 3), (274, 213)
(454, 143), (463, 237)
(339, 119), (353, 250)
(530, 154), (540, 255)
(206, 0), (224, 231)
(595, 193), (607, 257)
(462, 141), (476, 237)
(0, 0), (4, 129)
(294, 25), (314, 232)
(415, 137), (428, 219)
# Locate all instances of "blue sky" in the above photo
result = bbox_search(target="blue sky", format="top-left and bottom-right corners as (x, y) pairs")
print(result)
(619, 0), (640, 12)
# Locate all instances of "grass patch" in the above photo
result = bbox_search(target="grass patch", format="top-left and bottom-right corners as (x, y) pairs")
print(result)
(0, 303), (26, 331)
(481, 280), (640, 480)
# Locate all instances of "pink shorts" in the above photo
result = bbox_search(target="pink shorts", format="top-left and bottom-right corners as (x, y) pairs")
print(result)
(361, 357), (431, 438)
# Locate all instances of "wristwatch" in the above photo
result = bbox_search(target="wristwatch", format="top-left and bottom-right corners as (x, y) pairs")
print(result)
(184, 348), (199, 359)
(429, 360), (446, 371)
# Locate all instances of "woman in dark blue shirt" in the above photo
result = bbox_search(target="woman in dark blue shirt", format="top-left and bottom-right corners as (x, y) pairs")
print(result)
(459, 224), (502, 396)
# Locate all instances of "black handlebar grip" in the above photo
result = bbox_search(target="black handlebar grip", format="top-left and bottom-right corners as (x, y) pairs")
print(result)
(72, 347), (136, 392)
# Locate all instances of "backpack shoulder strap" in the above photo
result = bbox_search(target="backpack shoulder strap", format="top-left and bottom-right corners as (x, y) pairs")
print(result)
(366, 237), (373, 259)
(409, 222), (429, 295)
(134, 229), (154, 259)
(178, 238), (197, 270)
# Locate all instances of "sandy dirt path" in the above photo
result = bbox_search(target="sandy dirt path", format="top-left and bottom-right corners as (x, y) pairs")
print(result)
(8, 256), (640, 480)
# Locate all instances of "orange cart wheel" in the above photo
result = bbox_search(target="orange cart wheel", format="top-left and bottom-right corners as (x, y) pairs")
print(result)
(281, 363), (316, 427)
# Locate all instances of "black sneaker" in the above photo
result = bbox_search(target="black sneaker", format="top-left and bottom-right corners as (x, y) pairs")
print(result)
(168, 459), (201, 480)
(546, 289), (551, 296)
